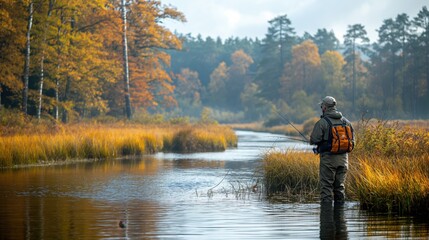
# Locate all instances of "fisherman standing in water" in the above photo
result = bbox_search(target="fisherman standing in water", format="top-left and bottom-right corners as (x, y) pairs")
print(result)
(310, 96), (355, 205)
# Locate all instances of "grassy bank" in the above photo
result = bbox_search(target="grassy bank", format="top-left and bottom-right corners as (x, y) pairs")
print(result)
(0, 123), (237, 168)
(262, 119), (429, 215)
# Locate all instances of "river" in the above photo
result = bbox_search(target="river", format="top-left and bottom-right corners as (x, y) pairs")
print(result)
(0, 130), (428, 239)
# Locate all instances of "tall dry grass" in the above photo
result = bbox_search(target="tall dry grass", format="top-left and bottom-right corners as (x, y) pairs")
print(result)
(352, 120), (429, 158)
(349, 156), (429, 213)
(263, 150), (319, 200)
(347, 120), (429, 214)
(0, 124), (237, 168)
(172, 125), (237, 153)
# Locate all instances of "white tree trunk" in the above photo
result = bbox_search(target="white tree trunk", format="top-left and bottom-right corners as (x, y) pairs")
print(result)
(38, 0), (54, 120)
(22, 0), (33, 114)
(38, 55), (44, 120)
(122, 0), (132, 119)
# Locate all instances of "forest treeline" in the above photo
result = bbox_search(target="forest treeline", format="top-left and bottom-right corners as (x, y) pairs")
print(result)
(1, 0), (185, 122)
(170, 7), (429, 123)
(1, 1), (428, 124)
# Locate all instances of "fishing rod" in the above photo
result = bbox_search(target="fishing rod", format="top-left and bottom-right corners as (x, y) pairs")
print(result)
(273, 109), (309, 143)
(286, 136), (309, 143)
(273, 109), (320, 154)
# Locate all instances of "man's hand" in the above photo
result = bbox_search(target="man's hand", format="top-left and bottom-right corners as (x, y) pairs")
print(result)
(312, 147), (319, 155)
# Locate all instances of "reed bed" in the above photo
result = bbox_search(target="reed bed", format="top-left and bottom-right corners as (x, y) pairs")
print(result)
(263, 150), (319, 201)
(0, 124), (237, 168)
(348, 156), (429, 214)
(352, 120), (429, 158)
(172, 125), (237, 153)
(347, 120), (429, 214)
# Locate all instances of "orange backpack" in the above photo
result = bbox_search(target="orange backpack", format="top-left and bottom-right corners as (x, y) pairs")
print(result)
(323, 117), (354, 154)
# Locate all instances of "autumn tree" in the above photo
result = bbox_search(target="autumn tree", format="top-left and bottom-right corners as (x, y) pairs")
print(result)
(206, 49), (253, 111)
(280, 40), (321, 103)
(46, 1), (123, 122)
(175, 68), (203, 116)
(227, 49), (254, 110)
(124, 0), (185, 114)
(240, 83), (273, 121)
(208, 61), (229, 108)
(22, 0), (34, 115)
(32, 0), (54, 119)
(28, 0), (111, 121)
(320, 50), (346, 100)
(120, 0), (132, 119)
(0, 0), (26, 108)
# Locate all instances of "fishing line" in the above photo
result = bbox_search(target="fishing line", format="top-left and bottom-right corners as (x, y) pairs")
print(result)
(206, 169), (231, 197)
(273, 109), (309, 143)
(272, 109), (318, 154)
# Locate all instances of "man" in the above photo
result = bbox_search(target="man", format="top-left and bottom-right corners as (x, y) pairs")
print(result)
(310, 96), (355, 204)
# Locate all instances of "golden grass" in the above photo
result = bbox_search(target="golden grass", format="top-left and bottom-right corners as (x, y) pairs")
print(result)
(172, 125), (237, 153)
(348, 155), (429, 214)
(347, 120), (429, 214)
(353, 119), (429, 158)
(263, 150), (319, 199)
(0, 124), (237, 168)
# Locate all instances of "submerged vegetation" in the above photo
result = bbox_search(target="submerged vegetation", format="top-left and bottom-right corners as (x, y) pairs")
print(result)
(263, 119), (429, 215)
(0, 117), (237, 168)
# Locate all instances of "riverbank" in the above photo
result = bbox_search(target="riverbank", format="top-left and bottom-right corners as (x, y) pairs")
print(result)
(0, 123), (237, 168)
(262, 119), (429, 215)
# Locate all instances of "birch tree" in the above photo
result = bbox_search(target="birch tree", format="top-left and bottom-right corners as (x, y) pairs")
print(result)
(121, 0), (132, 119)
(22, 0), (34, 115)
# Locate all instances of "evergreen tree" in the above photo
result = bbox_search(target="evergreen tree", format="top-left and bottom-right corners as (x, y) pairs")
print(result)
(311, 28), (340, 55)
(255, 15), (296, 101)
(411, 6), (429, 117)
(343, 24), (370, 111)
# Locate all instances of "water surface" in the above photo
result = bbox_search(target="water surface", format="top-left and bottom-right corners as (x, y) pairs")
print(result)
(0, 130), (428, 239)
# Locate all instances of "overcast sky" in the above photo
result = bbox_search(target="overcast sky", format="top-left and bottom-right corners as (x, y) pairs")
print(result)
(162, 0), (427, 43)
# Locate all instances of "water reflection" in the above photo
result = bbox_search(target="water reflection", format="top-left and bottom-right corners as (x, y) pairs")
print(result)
(0, 130), (428, 239)
(320, 203), (348, 239)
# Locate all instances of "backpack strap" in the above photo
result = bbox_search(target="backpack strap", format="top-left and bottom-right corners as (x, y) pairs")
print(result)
(323, 116), (333, 127)
(319, 117), (333, 153)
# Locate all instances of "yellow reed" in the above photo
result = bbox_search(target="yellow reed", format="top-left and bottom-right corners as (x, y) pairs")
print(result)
(0, 124), (237, 167)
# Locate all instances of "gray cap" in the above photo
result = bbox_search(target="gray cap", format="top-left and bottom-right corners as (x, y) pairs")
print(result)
(319, 96), (336, 107)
